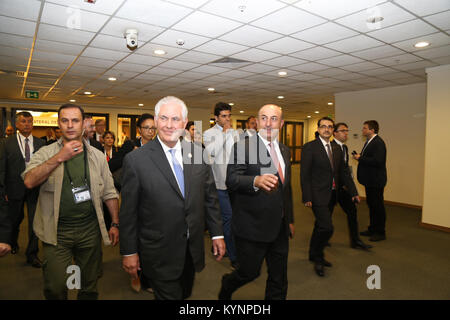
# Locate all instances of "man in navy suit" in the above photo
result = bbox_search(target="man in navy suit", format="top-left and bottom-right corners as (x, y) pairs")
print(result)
(0, 112), (45, 267)
(353, 120), (387, 242)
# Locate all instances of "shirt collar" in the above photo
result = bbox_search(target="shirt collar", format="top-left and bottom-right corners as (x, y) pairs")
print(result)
(334, 139), (344, 147)
(319, 136), (331, 147)
(367, 134), (377, 144)
(158, 135), (181, 154)
(18, 132), (32, 141)
(215, 124), (223, 131)
(258, 132), (278, 148)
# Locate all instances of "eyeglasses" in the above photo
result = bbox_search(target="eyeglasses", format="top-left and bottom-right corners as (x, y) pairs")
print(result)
(319, 125), (334, 130)
(141, 126), (156, 131)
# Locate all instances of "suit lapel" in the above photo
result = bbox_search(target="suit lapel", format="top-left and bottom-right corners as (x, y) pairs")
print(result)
(148, 139), (184, 199)
(316, 138), (333, 172)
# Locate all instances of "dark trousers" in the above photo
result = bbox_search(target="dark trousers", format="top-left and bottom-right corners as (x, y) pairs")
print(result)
(147, 245), (195, 300)
(309, 191), (337, 262)
(337, 188), (360, 244)
(217, 190), (236, 262)
(8, 191), (39, 260)
(365, 187), (386, 235)
(221, 221), (289, 300)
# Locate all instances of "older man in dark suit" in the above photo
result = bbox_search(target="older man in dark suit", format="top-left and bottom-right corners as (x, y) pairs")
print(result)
(218, 104), (294, 300)
(301, 117), (359, 277)
(0, 112), (45, 267)
(120, 96), (225, 300)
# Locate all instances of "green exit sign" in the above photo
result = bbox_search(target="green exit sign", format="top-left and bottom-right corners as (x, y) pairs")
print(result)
(25, 90), (39, 99)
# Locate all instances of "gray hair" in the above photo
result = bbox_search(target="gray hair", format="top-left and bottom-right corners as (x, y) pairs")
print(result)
(154, 96), (188, 121)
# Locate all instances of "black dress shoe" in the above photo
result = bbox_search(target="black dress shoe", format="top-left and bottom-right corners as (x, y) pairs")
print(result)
(11, 246), (18, 254)
(360, 230), (373, 237)
(27, 257), (42, 268)
(369, 234), (386, 242)
(230, 261), (239, 271)
(351, 239), (373, 250)
(314, 262), (325, 277)
(218, 274), (232, 300)
(322, 259), (333, 267)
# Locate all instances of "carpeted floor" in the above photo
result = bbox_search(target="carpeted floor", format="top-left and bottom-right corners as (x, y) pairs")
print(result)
(1, 165), (449, 300)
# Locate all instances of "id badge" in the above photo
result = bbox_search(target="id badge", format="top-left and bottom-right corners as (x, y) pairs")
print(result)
(72, 185), (92, 204)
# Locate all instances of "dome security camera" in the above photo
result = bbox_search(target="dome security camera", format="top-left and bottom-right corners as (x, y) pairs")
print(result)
(124, 29), (138, 50)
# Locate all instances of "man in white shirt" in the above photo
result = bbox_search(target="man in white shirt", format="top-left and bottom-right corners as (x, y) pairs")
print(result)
(203, 102), (240, 270)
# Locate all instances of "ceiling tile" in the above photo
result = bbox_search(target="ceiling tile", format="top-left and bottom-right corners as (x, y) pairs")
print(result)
(114, 61), (151, 72)
(263, 55), (307, 67)
(368, 19), (438, 43)
(336, 2), (415, 33)
(257, 37), (315, 54)
(317, 55), (364, 67)
(103, 69), (140, 81)
(0, 16), (36, 37)
(351, 44), (404, 59)
(373, 53), (422, 66)
(292, 22), (358, 45)
(116, 0), (192, 28)
(424, 10), (450, 30)
(251, 6), (326, 35)
(360, 67), (398, 75)
(47, 0), (125, 15)
(41, 2), (110, 33)
(0, 0), (41, 21)
(151, 30), (211, 50)
(82, 47), (129, 61)
(341, 61), (384, 71)
(290, 46), (342, 60)
(217, 70), (255, 79)
(220, 25), (282, 47)
(414, 44), (450, 59)
(290, 62), (329, 72)
(393, 0), (450, 16)
(172, 11), (242, 38)
(324, 34), (384, 53)
(165, 0), (210, 9)
(122, 54), (166, 66)
(430, 56), (450, 64)
(391, 32), (450, 52)
(30, 61), (68, 72)
(37, 23), (95, 45)
(90, 34), (145, 52)
(201, 0), (285, 23)
(76, 56), (116, 68)
(376, 71), (415, 80)
(189, 65), (230, 74)
(157, 60), (200, 71)
(0, 46), (30, 59)
(176, 71), (212, 80)
(35, 39), (85, 56)
(33, 51), (77, 64)
(68, 64), (106, 75)
(176, 51), (221, 64)
(146, 66), (184, 76)
(332, 72), (368, 80)
(101, 18), (164, 42)
(195, 40), (248, 56)
(136, 43), (187, 59)
(313, 68), (349, 77)
(231, 48), (281, 63)
(0, 33), (33, 49)
(240, 63), (278, 73)
(294, 0), (386, 20)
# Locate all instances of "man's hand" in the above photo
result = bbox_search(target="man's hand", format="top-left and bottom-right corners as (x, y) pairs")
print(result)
(352, 195), (360, 204)
(122, 254), (140, 280)
(254, 174), (279, 193)
(211, 238), (226, 261)
(57, 140), (84, 162)
(289, 224), (295, 239)
(0, 243), (11, 257)
(108, 227), (119, 246)
(353, 153), (361, 160)
(304, 201), (312, 207)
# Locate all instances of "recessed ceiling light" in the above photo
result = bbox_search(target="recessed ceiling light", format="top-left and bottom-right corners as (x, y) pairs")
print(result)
(307, 115), (311, 118)
(277, 96), (284, 99)
(108, 77), (117, 81)
(208, 87), (215, 92)
(138, 103), (144, 107)
(69, 99), (76, 102)
(84, 91), (91, 95)
(328, 102), (333, 105)
(315, 111), (319, 114)
(366, 16), (384, 24)
(240, 110), (244, 113)
(229, 102), (234, 106)
(154, 49), (166, 55)
(278, 71), (287, 77)
(414, 41), (430, 48)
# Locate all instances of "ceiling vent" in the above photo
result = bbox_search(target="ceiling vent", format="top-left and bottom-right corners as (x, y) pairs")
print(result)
(209, 57), (250, 68)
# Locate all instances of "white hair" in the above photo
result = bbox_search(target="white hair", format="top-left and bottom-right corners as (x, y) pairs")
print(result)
(154, 96), (188, 121)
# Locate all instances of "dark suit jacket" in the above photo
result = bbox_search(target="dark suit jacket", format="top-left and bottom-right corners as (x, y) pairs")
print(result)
(301, 138), (357, 206)
(226, 135), (294, 243)
(119, 138), (223, 281)
(357, 135), (387, 188)
(89, 138), (104, 152)
(0, 134), (45, 200)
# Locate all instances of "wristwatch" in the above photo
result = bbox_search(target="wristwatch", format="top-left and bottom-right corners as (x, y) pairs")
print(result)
(111, 222), (119, 229)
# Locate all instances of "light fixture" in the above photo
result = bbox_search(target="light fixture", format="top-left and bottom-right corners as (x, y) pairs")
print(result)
(208, 87), (215, 92)
(154, 49), (166, 55)
(138, 103), (144, 107)
(277, 95), (284, 99)
(278, 71), (287, 77)
(307, 115), (311, 118)
(366, 16), (384, 24)
(315, 111), (319, 114)
(240, 110), (244, 113)
(414, 41), (430, 48)
(108, 77), (117, 81)
(84, 91), (91, 95)
(69, 99), (76, 102)
(328, 102), (333, 105)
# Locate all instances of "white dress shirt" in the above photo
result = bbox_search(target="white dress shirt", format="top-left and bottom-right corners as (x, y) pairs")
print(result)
(17, 133), (34, 161)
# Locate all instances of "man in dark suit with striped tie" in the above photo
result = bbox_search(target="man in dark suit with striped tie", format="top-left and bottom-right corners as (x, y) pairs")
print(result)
(0, 112), (45, 267)
(331, 123), (371, 250)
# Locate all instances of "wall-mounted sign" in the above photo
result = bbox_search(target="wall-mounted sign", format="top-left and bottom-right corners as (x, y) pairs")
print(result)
(25, 90), (39, 99)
